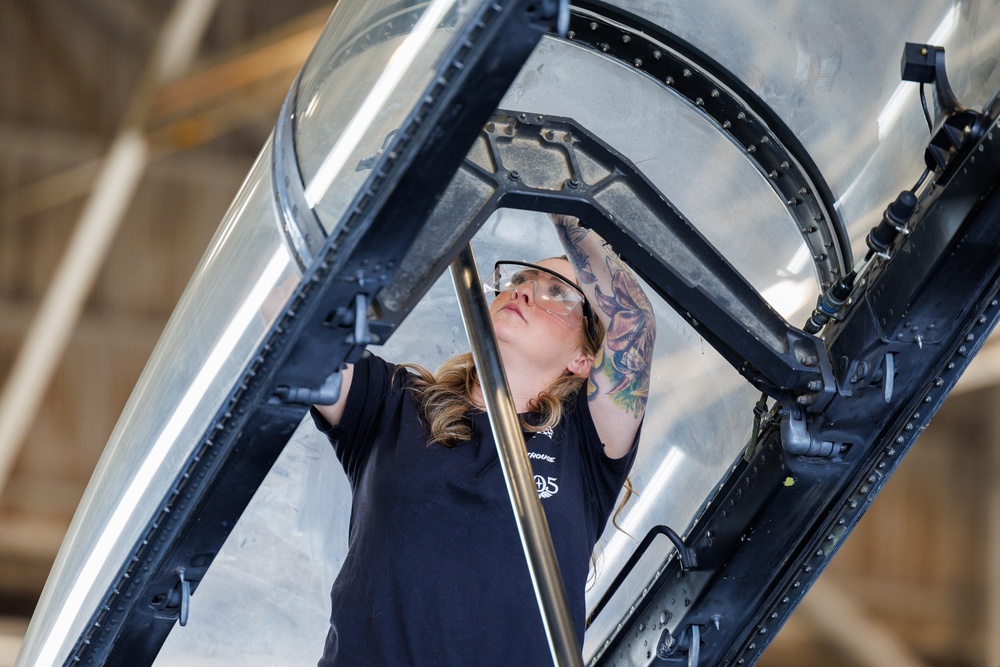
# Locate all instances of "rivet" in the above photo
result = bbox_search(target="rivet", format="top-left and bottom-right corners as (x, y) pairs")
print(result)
(738, 111), (747, 120)
(622, 34), (631, 43)
(653, 50), (662, 59)
(665, 76), (674, 85)
(683, 68), (692, 77)
(769, 170), (778, 179)
(590, 21), (598, 30)
(887, 447), (896, 456)
(635, 58), (643, 67)
(695, 97), (704, 106)
(868, 474), (876, 483)
(723, 120), (732, 129)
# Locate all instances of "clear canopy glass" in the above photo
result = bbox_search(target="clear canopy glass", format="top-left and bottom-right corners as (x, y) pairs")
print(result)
(19, 0), (1000, 665)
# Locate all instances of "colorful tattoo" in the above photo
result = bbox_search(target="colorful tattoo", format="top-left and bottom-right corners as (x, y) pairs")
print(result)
(554, 214), (654, 415)
(554, 215), (597, 285)
(594, 257), (653, 414)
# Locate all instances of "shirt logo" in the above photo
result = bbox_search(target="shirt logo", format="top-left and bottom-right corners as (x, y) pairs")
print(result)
(535, 475), (559, 499)
(527, 451), (556, 463)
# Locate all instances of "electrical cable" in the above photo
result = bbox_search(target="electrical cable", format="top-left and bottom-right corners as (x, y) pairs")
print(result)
(919, 83), (933, 132)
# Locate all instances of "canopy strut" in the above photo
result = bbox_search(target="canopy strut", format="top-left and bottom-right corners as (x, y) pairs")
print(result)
(450, 244), (583, 667)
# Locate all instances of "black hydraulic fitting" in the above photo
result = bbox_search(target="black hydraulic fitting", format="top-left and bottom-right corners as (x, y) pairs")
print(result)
(865, 190), (917, 260)
(804, 271), (857, 334)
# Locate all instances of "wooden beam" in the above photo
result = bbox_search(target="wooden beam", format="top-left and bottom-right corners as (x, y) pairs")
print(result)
(0, 7), (330, 226)
(0, 0), (221, 495)
(0, 298), (164, 350)
(987, 387), (1000, 667)
(0, 512), (68, 563)
(797, 575), (930, 667)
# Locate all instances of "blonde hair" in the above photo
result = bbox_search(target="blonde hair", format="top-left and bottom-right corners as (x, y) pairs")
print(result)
(403, 275), (604, 446)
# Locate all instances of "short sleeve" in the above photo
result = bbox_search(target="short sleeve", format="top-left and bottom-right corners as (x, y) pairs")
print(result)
(309, 354), (399, 487)
(571, 388), (640, 525)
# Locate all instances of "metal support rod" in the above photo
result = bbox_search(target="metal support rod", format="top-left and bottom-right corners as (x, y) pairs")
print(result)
(450, 244), (583, 667)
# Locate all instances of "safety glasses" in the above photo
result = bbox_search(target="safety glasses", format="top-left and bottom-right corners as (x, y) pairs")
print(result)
(483, 261), (597, 341)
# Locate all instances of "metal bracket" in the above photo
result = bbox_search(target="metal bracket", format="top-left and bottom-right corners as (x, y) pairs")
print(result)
(780, 403), (839, 457)
(901, 43), (987, 185)
(177, 569), (190, 627)
(273, 365), (346, 406)
(656, 622), (702, 665)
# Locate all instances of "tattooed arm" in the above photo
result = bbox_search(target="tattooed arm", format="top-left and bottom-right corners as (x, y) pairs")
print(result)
(552, 214), (656, 459)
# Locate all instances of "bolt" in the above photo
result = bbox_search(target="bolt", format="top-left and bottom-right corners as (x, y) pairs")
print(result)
(807, 380), (822, 391)
(801, 355), (818, 367)
(508, 170), (519, 181)
(567, 178), (579, 189)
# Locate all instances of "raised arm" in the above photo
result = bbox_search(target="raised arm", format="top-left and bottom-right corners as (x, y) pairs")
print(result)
(552, 214), (656, 458)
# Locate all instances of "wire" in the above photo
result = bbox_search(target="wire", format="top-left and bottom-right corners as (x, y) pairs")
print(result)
(911, 167), (931, 193)
(920, 83), (933, 132)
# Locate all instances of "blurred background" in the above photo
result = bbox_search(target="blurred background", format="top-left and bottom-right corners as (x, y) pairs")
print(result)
(0, 2), (997, 666)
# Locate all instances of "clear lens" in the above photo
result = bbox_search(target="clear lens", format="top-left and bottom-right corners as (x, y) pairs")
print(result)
(486, 262), (585, 318)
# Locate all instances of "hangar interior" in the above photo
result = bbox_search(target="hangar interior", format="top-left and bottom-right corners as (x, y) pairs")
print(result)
(1, 1), (999, 666)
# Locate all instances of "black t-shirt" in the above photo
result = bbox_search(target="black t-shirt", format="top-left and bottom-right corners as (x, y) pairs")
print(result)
(311, 354), (638, 666)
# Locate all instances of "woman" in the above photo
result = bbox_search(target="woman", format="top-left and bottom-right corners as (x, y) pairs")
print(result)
(311, 214), (655, 665)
